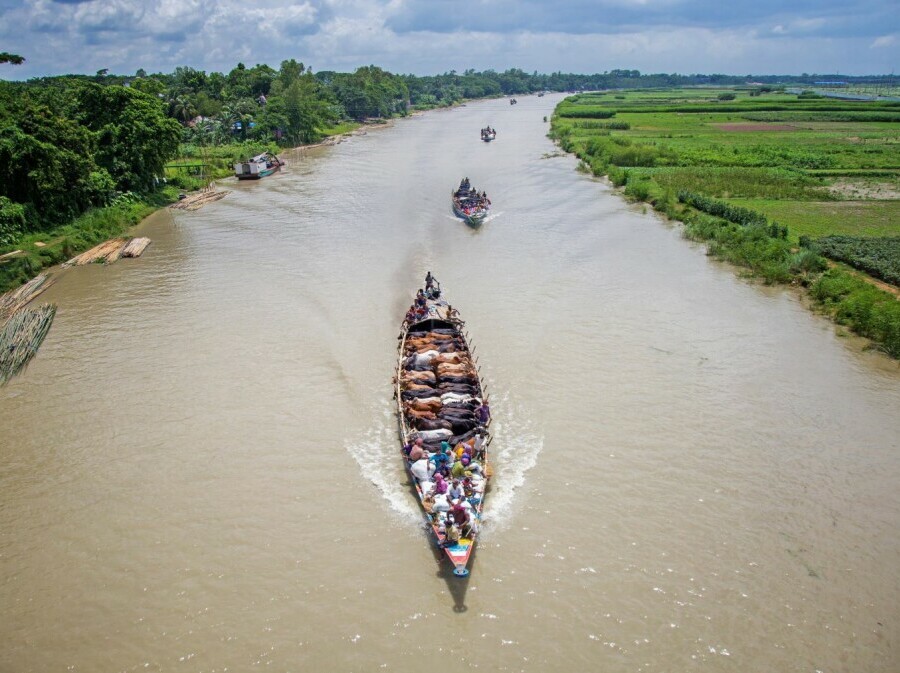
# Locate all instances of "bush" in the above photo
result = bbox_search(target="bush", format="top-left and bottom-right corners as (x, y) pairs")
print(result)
(814, 236), (900, 286)
(718, 93), (737, 101)
(0, 196), (26, 246)
(811, 269), (900, 357)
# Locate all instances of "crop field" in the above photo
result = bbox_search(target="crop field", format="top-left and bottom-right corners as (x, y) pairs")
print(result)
(551, 87), (900, 356)
(551, 87), (900, 254)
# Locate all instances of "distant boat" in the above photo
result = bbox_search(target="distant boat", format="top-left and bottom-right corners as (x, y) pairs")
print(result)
(234, 152), (284, 180)
(509, 98), (518, 105)
(537, 92), (545, 97)
(451, 179), (490, 226)
(480, 127), (497, 142)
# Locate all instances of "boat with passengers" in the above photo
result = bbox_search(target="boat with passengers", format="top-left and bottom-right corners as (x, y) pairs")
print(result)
(481, 126), (497, 142)
(451, 178), (491, 225)
(395, 275), (492, 577)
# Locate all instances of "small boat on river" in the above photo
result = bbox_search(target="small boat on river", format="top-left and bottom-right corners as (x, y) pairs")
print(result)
(481, 127), (497, 142)
(233, 152), (284, 180)
(451, 178), (491, 225)
(395, 275), (492, 577)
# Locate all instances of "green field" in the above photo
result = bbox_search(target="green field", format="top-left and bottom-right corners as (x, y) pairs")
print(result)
(551, 87), (900, 357)
(726, 200), (900, 241)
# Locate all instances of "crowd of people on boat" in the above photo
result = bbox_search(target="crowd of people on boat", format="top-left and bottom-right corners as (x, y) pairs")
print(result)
(399, 275), (491, 545)
(453, 178), (490, 217)
(480, 126), (496, 140)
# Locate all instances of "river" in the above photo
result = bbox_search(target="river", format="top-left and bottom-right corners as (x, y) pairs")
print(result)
(2, 94), (899, 672)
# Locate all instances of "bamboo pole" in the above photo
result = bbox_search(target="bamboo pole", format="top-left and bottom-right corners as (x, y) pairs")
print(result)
(0, 303), (57, 386)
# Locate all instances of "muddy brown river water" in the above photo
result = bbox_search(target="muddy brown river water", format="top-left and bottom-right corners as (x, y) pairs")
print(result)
(2, 95), (899, 672)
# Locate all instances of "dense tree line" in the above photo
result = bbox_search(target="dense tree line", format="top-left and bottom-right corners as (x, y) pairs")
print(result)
(1, 58), (895, 240)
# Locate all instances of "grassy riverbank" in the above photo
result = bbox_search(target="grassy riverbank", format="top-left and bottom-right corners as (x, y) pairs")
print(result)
(550, 87), (900, 357)
(0, 188), (181, 293)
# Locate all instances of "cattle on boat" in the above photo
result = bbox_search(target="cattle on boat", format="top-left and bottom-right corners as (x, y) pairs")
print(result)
(395, 275), (492, 577)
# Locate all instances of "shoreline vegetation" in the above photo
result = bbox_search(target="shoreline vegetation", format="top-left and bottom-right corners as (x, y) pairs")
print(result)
(549, 87), (900, 359)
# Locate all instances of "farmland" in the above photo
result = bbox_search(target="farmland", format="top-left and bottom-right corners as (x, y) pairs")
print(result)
(550, 87), (900, 357)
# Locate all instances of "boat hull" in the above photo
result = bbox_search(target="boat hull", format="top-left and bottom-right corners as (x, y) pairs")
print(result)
(395, 299), (491, 576)
(451, 188), (490, 225)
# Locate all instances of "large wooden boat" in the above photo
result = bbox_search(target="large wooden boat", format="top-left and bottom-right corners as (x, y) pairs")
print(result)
(451, 179), (490, 225)
(395, 278), (491, 577)
(233, 152), (284, 180)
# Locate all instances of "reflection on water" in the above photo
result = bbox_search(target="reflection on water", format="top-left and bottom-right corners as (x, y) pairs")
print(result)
(1, 94), (899, 672)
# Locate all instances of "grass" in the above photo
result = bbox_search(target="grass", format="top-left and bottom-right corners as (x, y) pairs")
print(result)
(726, 199), (900, 241)
(0, 187), (180, 294)
(551, 87), (900, 358)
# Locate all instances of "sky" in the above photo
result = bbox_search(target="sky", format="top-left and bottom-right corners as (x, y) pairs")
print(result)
(0, 0), (897, 79)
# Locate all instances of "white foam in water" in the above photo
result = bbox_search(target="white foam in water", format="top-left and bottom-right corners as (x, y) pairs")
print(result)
(480, 390), (543, 534)
(346, 407), (421, 525)
(348, 392), (543, 535)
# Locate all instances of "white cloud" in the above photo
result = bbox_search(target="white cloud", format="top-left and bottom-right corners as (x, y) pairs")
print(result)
(0, 0), (895, 77)
(870, 34), (896, 48)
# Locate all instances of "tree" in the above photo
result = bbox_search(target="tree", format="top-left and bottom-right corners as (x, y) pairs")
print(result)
(73, 83), (181, 192)
(0, 52), (25, 65)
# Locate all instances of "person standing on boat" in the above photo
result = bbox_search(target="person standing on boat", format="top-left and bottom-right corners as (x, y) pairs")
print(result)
(475, 400), (491, 426)
(425, 272), (434, 290)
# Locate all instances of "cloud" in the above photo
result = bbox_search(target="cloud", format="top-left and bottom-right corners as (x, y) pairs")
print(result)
(870, 34), (896, 48)
(0, 0), (896, 78)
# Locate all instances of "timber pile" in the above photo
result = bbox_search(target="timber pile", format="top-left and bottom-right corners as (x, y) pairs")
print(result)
(169, 189), (229, 211)
(0, 273), (54, 321)
(64, 238), (128, 266)
(0, 303), (56, 386)
(122, 237), (151, 258)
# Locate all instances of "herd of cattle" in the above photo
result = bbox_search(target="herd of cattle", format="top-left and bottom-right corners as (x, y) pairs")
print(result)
(399, 327), (483, 449)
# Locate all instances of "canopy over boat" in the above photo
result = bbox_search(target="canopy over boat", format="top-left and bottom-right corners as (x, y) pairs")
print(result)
(395, 276), (492, 577)
(233, 152), (284, 180)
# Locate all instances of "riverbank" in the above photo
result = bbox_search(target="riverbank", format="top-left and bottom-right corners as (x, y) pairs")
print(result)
(550, 87), (900, 358)
(0, 188), (181, 294)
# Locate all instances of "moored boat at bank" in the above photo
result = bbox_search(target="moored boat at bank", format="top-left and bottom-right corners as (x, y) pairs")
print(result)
(233, 152), (284, 180)
(451, 178), (491, 225)
(395, 276), (492, 577)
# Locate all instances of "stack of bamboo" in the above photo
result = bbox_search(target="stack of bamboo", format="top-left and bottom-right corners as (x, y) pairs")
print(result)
(64, 238), (129, 266)
(0, 303), (56, 386)
(169, 190), (229, 211)
(121, 237), (151, 257)
(64, 236), (154, 266)
(0, 273), (54, 322)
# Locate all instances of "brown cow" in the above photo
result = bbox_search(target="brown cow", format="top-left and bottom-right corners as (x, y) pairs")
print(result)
(407, 398), (442, 413)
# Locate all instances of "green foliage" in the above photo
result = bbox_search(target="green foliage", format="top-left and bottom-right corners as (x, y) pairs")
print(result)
(0, 53), (25, 65)
(718, 93), (737, 101)
(0, 196), (25, 245)
(574, 120), (630, 130)
(678, 191), (789, 238)
(559, 108), (616, 119)
(74, 83), (182, 192)
(814, 236), (900, 286)
(811, 269), (900, 357)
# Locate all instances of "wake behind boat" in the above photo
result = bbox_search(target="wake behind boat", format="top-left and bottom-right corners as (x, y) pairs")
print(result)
(395, 275), (492, 577)
(451, 178), (491, 225)
(233, 152), (284, 180)
(481, 126), (496, 142)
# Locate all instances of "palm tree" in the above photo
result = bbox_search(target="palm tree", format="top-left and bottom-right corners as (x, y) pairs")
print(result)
(169, 96), (197, 124)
